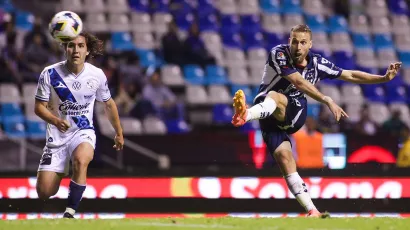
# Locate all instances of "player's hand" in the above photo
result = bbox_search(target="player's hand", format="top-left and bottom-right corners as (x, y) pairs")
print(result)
(384, 62), (402, 81)
(327, 101), (349, 122)
(54, 118), (70, 133)
(113, 133), (124, 151)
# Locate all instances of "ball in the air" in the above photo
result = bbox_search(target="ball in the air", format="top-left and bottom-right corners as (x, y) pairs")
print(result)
(49, 11), (83, 43)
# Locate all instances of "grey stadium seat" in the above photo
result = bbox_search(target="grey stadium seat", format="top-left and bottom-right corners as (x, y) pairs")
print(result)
(377, 49), (398, 68)
(249, 67), (263, 86)
(215, 0), (237, 14)
(318, 84), (341, 105)
(61, 0), (83, 13)
(349, 15), (370, 34)
(0, 83), (21, 103)
(108, 13), (130, 32)
(302, 0), (325, 16)
(228, 67), (250, 85)
(392, 14), (410, 35)
(247, 47), (267, 69)
(262, 13), (283, 34)
(366, 0), (388, 18)
(142, 117), (167, 135)
(371, 16), (391, 35)
(238, 0), (260, 15)
(224, 48), (246, 68)
(131, 12), (152, 33)
(208, 85), (231, 104)
(368, 102), (390, 125)
(133, 32), (155, 50)
(161, 64), (185, 86)
(85, 13), (109, 33)
(106, 0), (130, 14)
(186, 85), (208, 105)
(83, 0), (105, 13)
(340, 84), (364, 105)
(121, 117), (143, 135)
(284, 14), (304, 30)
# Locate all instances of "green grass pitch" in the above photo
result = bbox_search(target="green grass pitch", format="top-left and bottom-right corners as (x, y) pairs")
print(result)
(1, 217), (410, 230)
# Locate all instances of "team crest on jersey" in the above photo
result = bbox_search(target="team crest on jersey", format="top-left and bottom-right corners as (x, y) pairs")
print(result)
(72, 81), (81, 91)
(86, 79), (99, 90)
(276, 52), (286, 60)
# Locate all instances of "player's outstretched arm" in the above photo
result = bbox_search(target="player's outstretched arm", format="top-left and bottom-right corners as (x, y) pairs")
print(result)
(34, 99), (70, 133)
(339, 62), (402, 84)
(284, 72), (349, 121)
(103, 98), (124, 151)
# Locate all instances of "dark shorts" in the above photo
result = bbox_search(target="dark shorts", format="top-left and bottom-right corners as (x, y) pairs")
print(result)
(254, 94), (307, 154)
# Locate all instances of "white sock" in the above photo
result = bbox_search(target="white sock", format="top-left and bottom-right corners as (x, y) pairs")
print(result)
(285, 172), (317, 212)
(245, 97), (277, 122)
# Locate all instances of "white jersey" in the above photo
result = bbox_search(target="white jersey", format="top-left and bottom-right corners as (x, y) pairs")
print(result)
(35, 61), (111, 148)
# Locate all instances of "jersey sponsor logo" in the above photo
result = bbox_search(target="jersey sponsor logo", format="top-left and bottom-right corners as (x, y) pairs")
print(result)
(276, 52), (286, 60)
(40, 148), (52, 165)
(84, 94), (94, 99)
(72, 81), (81, 91)
(59, 100), (91, 116)
(39, 76), (45, 86)
(279, 60), (286, 66)
(48, 137), (53, 142)
(86, 79), (99, 90)
(55, 82), (67, 88)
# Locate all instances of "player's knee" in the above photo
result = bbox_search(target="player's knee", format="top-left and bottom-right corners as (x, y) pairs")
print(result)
(267, 91), (280, 102)
(274, 150), (293, 164)
(72, 155), (92, 169)
(36, 185), (57, 200)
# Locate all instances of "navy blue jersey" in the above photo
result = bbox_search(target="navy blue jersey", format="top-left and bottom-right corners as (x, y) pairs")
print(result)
(254, 44), (343, 102)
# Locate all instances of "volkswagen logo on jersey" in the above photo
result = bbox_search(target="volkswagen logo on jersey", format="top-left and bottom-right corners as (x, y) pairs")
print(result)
(72, 81), (81, 91)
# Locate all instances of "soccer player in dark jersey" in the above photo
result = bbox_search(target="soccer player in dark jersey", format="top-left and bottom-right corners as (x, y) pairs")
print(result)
(232, 25), (401, 217)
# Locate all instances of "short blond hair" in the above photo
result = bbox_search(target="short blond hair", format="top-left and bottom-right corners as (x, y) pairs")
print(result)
(290, 24), (312, 39)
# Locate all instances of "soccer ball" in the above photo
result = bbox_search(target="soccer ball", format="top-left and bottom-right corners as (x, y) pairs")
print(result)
(49, 11), (83, 43)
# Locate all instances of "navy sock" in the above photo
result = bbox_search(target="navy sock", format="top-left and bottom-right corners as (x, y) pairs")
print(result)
(66, 180), (86, 213)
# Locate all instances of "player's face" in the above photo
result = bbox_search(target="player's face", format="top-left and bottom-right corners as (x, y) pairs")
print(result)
(289, 32), (312, 64)
(66, 36), (89, 66)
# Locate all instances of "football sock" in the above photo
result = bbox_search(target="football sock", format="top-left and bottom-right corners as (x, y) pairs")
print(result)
(245, 96), (277, 122)
(66, 180), (86, 215)
(285, 172), (317, 212)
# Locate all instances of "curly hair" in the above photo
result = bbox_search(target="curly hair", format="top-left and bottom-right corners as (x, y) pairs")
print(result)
(63, 31), (104, 60)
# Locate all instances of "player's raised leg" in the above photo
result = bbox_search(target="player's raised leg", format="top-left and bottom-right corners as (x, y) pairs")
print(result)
(63, 142), (94, 218)
(232, 90), (287, 126)
(36, 171), (64, 200)
(273, 141), (325, 217)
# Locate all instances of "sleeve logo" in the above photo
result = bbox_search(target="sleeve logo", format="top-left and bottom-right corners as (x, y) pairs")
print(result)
(276, 52), (286, 60)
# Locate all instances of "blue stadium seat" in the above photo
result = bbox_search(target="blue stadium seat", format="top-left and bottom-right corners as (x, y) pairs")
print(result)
(26, 120), (46, 139)
(362, 85), (386, 103)
(264, 32), (286, 50)
(282, 0), (302, 14)
(212, 104), (233, 124)
(243, 32), (264, 50)
(241, 15), (262, 33)
(259, 0), (281, 13)
(333, 51), (356, 70)
(0, 0), (14, 12)
(221, 14), (241, 34)
(388, 0), (409, 15)
(15, 11), (33, 31)
(175, 13), (194, 31)
(327, 15), (348, 33)
(352, 34), (373, 49)
(0, 103), (23, 118)
(252, 86), (260, 99)
(398, 51), (410, 67)
(306, 15), (327, 32)
(151, 0), (170, 12)
(164, 119), (190, 134)
(128, 0), (150, 12)
(374, 34), (394, 50)
(386, 85), (407, 103)
(2, 116), (25, 138)
(197, 0), (217, 17)
(111, 32), (135, 51)
(199, 14), (219, 32)
(205, 65), (229, 85)
(222, 32), (243, 49)
(231, 85), (253, 105)
(307, 103), (321, 118)
(136, 50), (159, 67)
(170, 0), (193, 17)
(183, 65), (206, 85)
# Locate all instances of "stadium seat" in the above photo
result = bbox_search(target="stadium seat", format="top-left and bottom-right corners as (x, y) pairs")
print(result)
(391, 14), (410, 35)
(161, 64), (185, 86)
(121, 117), (143, 135)
(366, 0), (388, 17)
(201, 32), (223, 54)
(349, 14), (370, 34)
(152, 13), (172, 37)
(133, 32), (155, 50)
(15, 11), (33, 31)
(262, 13), (283, 33)
(227, 67), (250, 85)
(205, 65), (229, 85)
(395, 34), (410, 51)
(212, 104), (233, 124)
(197, 0), (217, 17)
(241, 15), (261, 33)
(371, 16), (391, 35)
(377, 49), (398, 68)
(345, 104), (363, 123)
(199, 14), (219, 32)
(238, 0), (260, 15)
(398, 51), (410, 67)
(0, 103), (23, 119)
(352, 34), (373, 49)
(136, 49), (159, 67)
(318, 84), (341, 105)
(0, 83), (21, 103)
(242, 32), (264, 51)
(341, 84), (364, 105)
(368, 102), (390, 125)
(170, 0), (193, 16)
(84, 0), (105, 13)
(259, 0), (281, 13)
(107, 0), (129, 13)
(264, 32), (286, 50)
(306, 15), (327, 32)
(220, 14), (241, 34)
(356, 49), (378, 68)
(174, 13), (194, 31)
(108, 13), (130, 32)
(403, 67), (410, 85)
(208, 85), (231, 104)
(311, 32), (330, 54)
(131, 12), (152, 33)
(142, 117), (167, 134)
(183, 65), (206, 85)
(362, 85), (386, 102)
(2, 117), (25, 138)
(247, 47), (267, 69)
(111, 32), (134, 51)
(388, 0), (409, 15)
(25, 119), (46, 139)
(185, 85), (208, 105)
(284, 14), (304, 29)
(389, 102), (410, 126)
(282, 0), (302, 14)
(249, 67), (263, 86)
(61, 0), (83, 13)
(224, 48), (246, 68)
(222, 32), (242, 49)
(128, 0), (149, 12)
(151, 0), (170, 12)
(85, 13), (109, 33)
(327, 15), (349, 33)
(22, 83), (37, 102)
(230, 85), (253, 105)
(333, 51), (356, 70)
(164, 119), (190, 134)
(302, 0), (324, 16)
(386, 85), (407, 103)
(374, 34), (394, 50)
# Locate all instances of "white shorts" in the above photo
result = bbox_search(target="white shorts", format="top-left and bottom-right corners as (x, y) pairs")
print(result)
(37, 129), (96, 176)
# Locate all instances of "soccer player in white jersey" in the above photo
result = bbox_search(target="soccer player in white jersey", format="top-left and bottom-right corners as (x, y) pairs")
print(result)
(232, 25), (402, 217)
(34, 32), (124, 218)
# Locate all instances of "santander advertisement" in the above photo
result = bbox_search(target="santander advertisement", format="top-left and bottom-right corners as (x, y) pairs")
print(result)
(0, 177), (407, 199)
